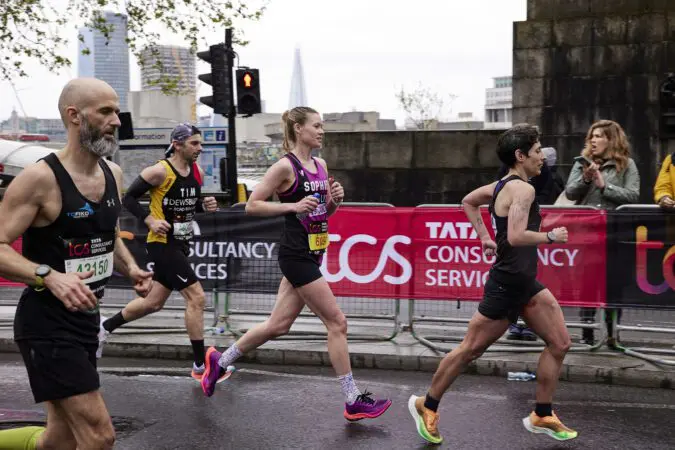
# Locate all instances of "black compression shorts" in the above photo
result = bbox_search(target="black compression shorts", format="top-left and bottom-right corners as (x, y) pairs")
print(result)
(17, 339), (100, 403)
(478, 271), (546, 323)
(278, 256), (323, 288)
(147, 243), (198, 291)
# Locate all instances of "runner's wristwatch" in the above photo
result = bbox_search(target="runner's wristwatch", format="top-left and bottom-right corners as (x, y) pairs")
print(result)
(546, 231), (556, 244)
(35, 265), (51, 288)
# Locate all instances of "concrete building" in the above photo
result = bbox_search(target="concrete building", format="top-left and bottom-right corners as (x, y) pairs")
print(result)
(264, 111), (396, 143)
(140, 45), (196, 92)
(127, 90), (195, 129)
(484, 76), (513, 129)
(78, 12), (130, 110)
(512, 0), (675, 202)
(0, 109), (65, 141)
(405, 112), (484, 131)
(321, 129), (504, 205)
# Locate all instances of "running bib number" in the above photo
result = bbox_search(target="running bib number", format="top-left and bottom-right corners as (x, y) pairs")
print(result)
(173, 221), (194, 238)
(64, 253), (114, 284)
(308, 233), (329, 251)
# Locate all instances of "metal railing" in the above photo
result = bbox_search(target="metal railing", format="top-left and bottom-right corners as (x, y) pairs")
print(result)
(2, 202), (674, 363)
(603, 202), (675, 365)
(407, 204), (608, 353)
(212, 202), (401, 342)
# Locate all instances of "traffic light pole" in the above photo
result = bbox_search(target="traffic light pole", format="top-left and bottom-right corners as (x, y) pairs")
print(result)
(225, 28), (238, 204)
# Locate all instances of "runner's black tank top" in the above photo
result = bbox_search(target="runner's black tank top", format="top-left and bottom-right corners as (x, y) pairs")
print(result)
(277, 153), (330, 260)
(14, 153), (121, 344)
(489, 175), (542, 280)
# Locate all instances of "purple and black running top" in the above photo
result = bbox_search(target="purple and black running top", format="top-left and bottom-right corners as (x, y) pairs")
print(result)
(277, 153), (330, 260)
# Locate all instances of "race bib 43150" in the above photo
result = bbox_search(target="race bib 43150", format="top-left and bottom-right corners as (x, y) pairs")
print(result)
(62, 237), (114, 284)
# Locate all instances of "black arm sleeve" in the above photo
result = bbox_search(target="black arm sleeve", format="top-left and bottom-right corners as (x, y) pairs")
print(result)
(196, 199), (205, 213)
(122, 176), (153, 221)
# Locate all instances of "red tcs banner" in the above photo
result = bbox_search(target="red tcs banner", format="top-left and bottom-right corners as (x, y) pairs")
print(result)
(322, 207), (606, 307)
(0, 237), (24, 287)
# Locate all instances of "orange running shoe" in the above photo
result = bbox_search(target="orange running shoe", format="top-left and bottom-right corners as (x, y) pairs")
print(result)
(407, 395), (443, 444)
(522, 411), (578, 441)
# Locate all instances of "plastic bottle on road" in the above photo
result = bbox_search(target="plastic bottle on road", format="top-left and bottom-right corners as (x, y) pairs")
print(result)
(507, 371), (536, 381)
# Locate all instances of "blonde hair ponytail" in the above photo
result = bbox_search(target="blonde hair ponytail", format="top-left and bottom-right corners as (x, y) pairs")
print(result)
(282, 106), (318, 152)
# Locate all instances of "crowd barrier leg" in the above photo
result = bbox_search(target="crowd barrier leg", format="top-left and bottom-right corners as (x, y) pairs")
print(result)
(220, 298), (401, 342)
(210, 290), (243, 337)
(213, 201), (403, 342)
(99, 294), (221, 336)
(407, 300), (606, 354)
(609, 310), (675, 365)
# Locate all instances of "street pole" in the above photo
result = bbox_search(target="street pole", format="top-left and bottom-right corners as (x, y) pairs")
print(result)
(225, 28), (238, 204)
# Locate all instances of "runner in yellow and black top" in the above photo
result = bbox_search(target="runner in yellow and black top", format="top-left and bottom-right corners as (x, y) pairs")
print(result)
(99, 123), (234, 383)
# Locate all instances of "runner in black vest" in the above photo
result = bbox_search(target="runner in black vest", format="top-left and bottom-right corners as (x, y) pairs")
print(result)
(408, 124), (577, 444)
(99, 123), (233, 383)
(0, 78), (152, 450)
(200, 107), (392, 422)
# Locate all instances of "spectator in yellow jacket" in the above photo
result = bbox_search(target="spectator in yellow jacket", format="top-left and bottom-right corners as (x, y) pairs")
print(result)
(654, 153), (675, 209)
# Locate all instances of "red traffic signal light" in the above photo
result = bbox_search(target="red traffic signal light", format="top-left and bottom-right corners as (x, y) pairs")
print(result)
(236, 68), (261, 116)
(243, 72), (253, 88)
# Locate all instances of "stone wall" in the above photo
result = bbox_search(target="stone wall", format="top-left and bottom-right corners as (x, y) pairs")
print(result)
(321, 130), (504, 206)
(515, 0), (675, 202)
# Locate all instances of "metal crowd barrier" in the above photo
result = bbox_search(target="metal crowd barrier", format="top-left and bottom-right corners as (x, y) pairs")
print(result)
(2, 201), (673, 364)
(406, 204), (606, 353)
(212, 202), (402, 342)
(607, 204), (675, 365)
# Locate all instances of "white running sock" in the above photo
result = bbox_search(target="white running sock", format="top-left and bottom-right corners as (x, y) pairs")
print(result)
(218, 343), (243, 369)
(339, 372), (362, 404)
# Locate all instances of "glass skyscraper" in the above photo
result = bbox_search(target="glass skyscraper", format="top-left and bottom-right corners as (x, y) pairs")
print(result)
(78, 12), (130, 111)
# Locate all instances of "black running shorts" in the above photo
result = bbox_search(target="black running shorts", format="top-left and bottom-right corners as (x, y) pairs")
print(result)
(278, 256), (323, 288)
(17, 339), (100, 403)
(147, 242), (198, 291)
(478, 272), (546, 323)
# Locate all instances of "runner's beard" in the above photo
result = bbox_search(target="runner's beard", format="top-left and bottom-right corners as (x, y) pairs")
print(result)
(79, 116), (118, 158)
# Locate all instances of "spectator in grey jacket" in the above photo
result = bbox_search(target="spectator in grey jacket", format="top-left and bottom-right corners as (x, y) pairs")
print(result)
(566, 121), (640, 208)
(565, 120), (640, 346)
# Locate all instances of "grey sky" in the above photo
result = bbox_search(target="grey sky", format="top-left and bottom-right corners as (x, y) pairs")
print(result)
(0, 0), (526, 126)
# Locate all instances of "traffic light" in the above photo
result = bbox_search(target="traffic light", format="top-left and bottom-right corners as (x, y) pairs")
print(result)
(197, 44), (230, 115)
(219, 157), (228, 192)
(236, 68), (261, 116)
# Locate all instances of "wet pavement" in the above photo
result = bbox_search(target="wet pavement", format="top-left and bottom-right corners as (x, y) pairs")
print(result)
(1, 355), (674, 449)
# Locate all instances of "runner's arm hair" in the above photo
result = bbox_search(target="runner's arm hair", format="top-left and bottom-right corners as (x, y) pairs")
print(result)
(507, 182), (549, 247)
(0, 162), (53, 284)
(121, 163), (166, 221)
(462, 182), (497, 241)
(105, 160), (141, 276)
(245, 159), (298, 217)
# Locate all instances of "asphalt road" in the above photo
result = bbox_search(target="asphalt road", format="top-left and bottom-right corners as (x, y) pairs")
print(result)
(1, 355), (674, 449)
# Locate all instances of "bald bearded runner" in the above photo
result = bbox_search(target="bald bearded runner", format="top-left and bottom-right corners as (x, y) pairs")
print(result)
(0, 78), (152, 450)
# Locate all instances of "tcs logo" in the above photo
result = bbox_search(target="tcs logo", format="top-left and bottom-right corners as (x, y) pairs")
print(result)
(635, 226), (675, 294)
(68, 242), (90, 257)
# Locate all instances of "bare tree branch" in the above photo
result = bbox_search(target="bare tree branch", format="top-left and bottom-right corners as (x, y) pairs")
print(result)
(0, 0), (267, 94)
(395, 83), (457, 130)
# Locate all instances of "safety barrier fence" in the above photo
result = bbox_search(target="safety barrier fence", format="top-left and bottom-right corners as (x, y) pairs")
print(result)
(0, 203), (673, 363)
